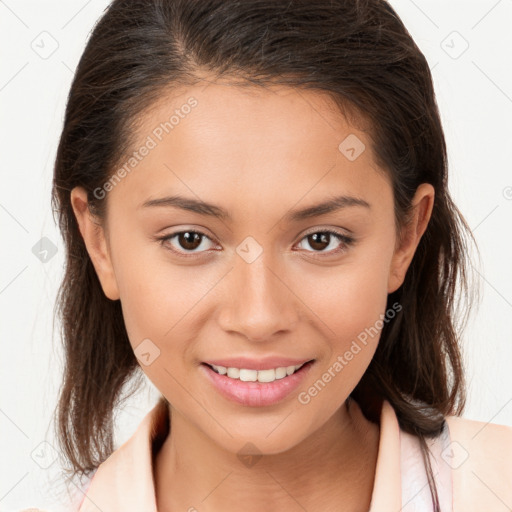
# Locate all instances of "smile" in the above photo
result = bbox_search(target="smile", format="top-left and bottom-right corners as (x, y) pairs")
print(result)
(207, 362), (308, 383)
(201, 360), (315, 407)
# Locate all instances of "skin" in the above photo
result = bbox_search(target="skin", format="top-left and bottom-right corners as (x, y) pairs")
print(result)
(71, 81), (434, 512)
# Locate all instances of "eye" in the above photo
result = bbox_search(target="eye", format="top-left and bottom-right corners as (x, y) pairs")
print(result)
(157, 230), (218, 256)
(295, 229), (354, 256)
(156, 228), (355, 258)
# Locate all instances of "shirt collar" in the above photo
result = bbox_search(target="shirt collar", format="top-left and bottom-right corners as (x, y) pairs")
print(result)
(79, 398), (402, 512)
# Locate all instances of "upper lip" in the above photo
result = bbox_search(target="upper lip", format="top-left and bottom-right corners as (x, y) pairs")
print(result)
(203, 357), (314, 371)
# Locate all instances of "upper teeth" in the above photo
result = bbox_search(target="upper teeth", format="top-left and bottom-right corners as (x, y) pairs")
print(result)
(210, 363), (306, 383)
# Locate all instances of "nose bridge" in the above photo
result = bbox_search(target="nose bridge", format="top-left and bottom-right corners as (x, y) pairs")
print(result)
(219, 243), (298, 341)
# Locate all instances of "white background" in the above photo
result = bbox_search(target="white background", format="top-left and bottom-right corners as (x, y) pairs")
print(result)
(1, 0), (511, 510)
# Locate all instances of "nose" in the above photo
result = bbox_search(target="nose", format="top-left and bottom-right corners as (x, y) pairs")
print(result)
(217, 251), (300, 342)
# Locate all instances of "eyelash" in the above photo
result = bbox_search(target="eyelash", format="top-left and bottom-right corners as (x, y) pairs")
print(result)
(156, 228), (355, 259)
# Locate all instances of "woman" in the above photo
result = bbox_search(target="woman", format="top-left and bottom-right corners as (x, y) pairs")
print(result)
(35, 0), (512, 510)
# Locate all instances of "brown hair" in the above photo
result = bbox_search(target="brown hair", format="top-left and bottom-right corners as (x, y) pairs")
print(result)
(52, 0), (478, 508)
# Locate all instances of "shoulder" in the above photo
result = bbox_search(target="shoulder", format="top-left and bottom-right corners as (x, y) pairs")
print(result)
(444, 414), (512, 510)
(398, 409), (512, 510)
(74, 400), (167, 511)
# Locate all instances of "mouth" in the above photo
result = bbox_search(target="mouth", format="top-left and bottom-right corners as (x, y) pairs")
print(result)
(202, 360), (315, 383)
(200, 359), (316, 407)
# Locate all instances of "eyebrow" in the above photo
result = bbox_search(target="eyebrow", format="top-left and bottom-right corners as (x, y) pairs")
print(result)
(140, 194), (371, 222)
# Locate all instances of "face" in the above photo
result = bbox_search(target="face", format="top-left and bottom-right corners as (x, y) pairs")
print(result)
(72, 81), (433, 455)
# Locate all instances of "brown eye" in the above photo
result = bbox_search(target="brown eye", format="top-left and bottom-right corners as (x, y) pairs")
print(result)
(306, 232), (331, 251)
(296, 230), (354, 255)
(177, 231), (202, 251)
(159, 230), (217, 256)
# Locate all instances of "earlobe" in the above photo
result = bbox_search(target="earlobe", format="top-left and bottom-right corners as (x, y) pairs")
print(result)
(70, 187), (120, 301)
(387, 183), (435, 294)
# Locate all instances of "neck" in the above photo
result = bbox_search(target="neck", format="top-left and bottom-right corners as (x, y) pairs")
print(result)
(154, 399), (380, 512)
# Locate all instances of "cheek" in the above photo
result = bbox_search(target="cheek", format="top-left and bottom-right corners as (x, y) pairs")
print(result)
(116, 259), (207, 346)
(291, 257), (392, 431)
(307, 255), (391, 336)
(111, 234), (222, 375)
(302, 248), (392, 379)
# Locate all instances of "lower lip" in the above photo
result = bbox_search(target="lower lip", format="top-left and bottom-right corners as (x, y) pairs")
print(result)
(200, 361), (315, 407)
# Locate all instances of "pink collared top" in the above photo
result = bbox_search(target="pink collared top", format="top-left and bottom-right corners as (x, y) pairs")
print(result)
(67, 398), (512, 512)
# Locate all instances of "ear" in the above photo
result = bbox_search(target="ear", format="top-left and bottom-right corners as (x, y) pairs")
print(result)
(387, 183), (435, 294)
(70, 186), (120, 300)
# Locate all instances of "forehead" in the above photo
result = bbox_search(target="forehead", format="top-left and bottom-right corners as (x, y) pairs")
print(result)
(136, 81), (368, 158)
(107, 81), (392, 219)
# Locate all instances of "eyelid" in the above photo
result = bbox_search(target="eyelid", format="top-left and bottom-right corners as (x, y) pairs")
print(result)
(300, 225), (352, 239)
